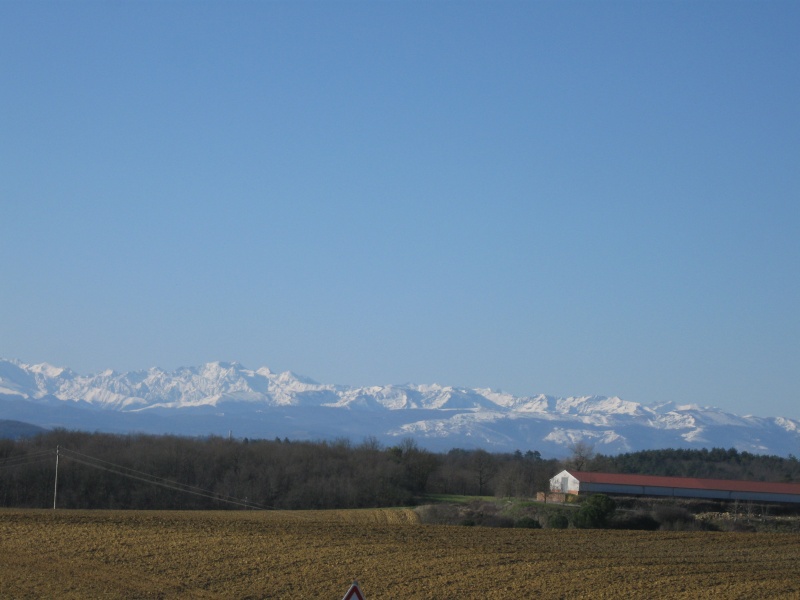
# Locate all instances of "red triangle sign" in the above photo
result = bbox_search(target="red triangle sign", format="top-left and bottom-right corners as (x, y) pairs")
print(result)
(342, 582), (365, 600)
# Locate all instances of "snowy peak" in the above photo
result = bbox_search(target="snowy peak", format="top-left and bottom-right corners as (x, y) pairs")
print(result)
(29, 362), (74, 379)
(0, 359), (76, 398)
(1, 358), (798, 457)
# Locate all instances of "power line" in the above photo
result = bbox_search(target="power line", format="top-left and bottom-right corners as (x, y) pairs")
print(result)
(56, 447), (266, 510)
(0, 450), (56, 471)
(58, 447), (265, 507)
(65, 456), (261, 508)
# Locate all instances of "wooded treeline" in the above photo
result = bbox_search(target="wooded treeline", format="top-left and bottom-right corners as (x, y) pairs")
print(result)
(1, 430), (799, 510)
(590, 447), (800, 482)
(0, 430), (557, 509)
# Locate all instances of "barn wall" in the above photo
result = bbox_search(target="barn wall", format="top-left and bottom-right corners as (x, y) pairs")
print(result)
(581, 482), (800, 504)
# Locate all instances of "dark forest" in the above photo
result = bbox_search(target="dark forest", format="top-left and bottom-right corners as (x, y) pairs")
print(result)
(1, 430), (798, 510)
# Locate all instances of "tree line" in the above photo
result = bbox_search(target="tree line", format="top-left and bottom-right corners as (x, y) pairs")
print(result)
(585, 447), (800, 483)
(0, 430), (557, 510)
(2, 430), (798, 510)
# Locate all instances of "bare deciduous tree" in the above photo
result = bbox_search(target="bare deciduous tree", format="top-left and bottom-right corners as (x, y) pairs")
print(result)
(567, 440), (595, 471)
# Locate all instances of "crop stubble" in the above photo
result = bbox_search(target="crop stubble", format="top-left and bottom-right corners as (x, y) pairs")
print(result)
(1, 508), (799, 599)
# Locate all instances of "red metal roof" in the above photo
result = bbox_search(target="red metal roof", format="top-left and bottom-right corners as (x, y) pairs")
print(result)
(567, 471), (800, 495)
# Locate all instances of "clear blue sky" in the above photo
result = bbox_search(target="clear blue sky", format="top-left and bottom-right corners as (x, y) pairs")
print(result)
(2, 1), (798, 417)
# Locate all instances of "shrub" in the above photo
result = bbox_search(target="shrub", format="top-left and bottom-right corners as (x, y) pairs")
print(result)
(547, 513), (570, 529)
(653, 505), (696, 531)
(415, 503), (461, 525)
(573, 494), (616, 529)
(611, 511), (660, 530)
(514, 517), (542, 529)
(482, 515), (515, 528)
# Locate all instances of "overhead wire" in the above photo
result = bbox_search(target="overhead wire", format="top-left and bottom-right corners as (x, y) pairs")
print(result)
(56, 447), (267, 510)
(0, 446), (371, 522)
(0, 446), (268, 509)
(0, 449), (56, 471)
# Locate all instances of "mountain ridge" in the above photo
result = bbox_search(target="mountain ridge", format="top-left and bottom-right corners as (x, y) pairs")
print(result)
(1, 358), (798, 457)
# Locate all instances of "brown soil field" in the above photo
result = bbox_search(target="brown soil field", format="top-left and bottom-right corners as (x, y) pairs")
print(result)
(2, 508), (800, 599)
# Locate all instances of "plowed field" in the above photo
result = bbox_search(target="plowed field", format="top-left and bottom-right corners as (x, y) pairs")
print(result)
(2, 508), (799, 599)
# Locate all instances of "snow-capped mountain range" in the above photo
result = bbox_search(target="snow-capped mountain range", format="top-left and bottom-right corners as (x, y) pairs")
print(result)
(1, 358), (798, 457)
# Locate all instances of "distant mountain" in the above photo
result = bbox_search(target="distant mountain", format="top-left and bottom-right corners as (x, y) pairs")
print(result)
(1, 358), (798, 457)
(0, 419), (48, 439)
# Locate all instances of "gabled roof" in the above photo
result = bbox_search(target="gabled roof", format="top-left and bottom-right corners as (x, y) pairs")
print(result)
(565, 470), (800, 495)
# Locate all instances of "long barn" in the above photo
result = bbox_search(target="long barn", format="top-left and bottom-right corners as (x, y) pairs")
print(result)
(550, 470), (800, 504)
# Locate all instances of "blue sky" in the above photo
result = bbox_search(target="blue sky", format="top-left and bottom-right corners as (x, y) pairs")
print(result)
(2, 1), (798, 418)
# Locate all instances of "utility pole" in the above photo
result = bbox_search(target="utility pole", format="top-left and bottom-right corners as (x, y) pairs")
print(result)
(53, 445), (59, 510)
